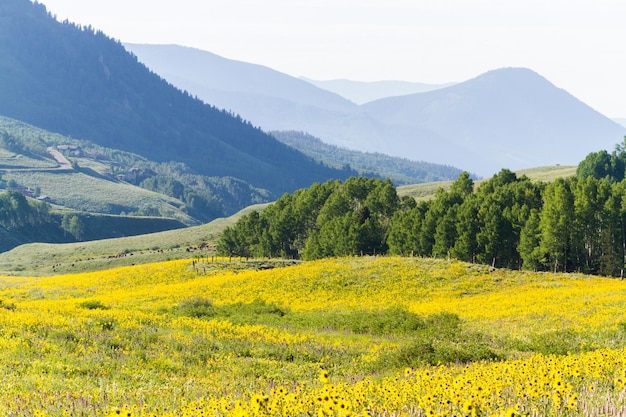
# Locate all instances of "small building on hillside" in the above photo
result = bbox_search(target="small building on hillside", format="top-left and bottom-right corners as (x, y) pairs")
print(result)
(36, 195), (53, 203)
(57, 145), (83, 156)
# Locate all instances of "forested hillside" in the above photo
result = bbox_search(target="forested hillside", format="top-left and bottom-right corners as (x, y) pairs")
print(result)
(271, 130), (468, 184)
(219, 140), (626, 276)
(0, 0), (351, 206)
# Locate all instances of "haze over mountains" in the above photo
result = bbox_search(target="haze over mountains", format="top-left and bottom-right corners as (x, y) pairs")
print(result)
(0, 0), (466, 250)
(300, 78), (457, 104)
(126, 44), (626, 177)
(124, 43), (386, 155)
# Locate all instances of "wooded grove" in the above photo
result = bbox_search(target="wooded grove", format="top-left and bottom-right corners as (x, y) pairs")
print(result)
(218, 142), (626, 277)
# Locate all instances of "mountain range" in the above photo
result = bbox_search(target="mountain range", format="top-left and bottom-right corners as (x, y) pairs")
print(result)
(126, 44), (626, 177)
(3, 0), (618, 255)
(2, 0), (466, 250)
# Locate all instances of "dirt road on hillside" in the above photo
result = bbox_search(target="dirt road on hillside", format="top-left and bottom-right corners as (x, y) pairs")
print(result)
(46, 147), (72, 169)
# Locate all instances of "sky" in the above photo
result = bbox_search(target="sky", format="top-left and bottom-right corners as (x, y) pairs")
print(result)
(37, 0), (626, 118)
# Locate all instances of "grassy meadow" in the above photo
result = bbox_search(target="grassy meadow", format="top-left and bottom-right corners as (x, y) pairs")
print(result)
(3, 256), (626, 416)
(0, 203), (267, 275)
(396, 165), (577, 201)
(1, 170), (196, 225)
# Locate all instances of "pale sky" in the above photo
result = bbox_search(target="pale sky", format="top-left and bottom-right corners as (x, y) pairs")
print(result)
(38, 0), (626, 118)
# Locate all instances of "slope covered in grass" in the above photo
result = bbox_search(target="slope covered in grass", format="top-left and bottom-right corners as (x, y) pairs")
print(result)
(396, 164), (576, 201)
(0, 203), (266, 275)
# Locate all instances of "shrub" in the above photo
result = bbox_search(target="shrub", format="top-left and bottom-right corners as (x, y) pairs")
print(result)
(526, 329), (581, 355)
(377, 312), (501, 367)
(176, 297), (215, 318)
(324, 308), (426, 335)
(78, 300), (109, 310)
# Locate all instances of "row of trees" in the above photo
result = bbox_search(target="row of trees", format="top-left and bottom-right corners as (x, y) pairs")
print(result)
(218, 167), (626, 277)
(218, 177), (408, 260)
(388, 171), (625, 276)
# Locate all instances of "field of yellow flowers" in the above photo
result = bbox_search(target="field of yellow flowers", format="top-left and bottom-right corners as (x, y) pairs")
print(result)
(3, 256), (626, 416)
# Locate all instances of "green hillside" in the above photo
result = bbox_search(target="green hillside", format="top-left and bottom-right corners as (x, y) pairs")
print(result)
(0, 210), (185, 253)
(0, 0), (352, 211)
(0, 115), (272, 221)
(0, 203), (266, 275)
(1, 170), (195, 221)
(0, 166), (577, 274)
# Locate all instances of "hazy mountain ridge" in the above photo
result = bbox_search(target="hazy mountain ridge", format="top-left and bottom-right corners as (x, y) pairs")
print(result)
(127, 44), (626, 177)
(123, 43), (395, 154)
(361, 68), (626, 173)
(300, 77), (457, 104)
(271, 130), (469, 184)
(124, 43), (466, 174)
(125, 44), (355, 112)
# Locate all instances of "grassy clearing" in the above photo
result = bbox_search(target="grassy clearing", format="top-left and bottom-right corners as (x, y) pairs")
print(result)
(0, 148), (57, 168)
(514, 165), (577, 182)
(0, 203), (267, 275)
(397, 165), (576, 200)
(2, 170), (195, 224)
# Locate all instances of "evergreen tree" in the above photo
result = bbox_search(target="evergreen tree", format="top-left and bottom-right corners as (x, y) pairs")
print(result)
(433, 205), (458, 260)
(476, 197), (511, 267)
(387, 202), (428, 256)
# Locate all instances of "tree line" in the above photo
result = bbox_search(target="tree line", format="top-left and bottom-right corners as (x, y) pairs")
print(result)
(218, 141), (626, 277)
(218, 177), (407, 260)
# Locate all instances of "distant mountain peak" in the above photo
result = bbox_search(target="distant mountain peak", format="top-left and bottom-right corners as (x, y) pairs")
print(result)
(452, 67), (558, 94)
(361, 66), (625, 175)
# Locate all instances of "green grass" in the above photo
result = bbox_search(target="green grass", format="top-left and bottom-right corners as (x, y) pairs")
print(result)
(0, 148), (57, 169)
(0, 203), (267, 275)
(397, 165), (576, 200)
(2, 170), (196, 224)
